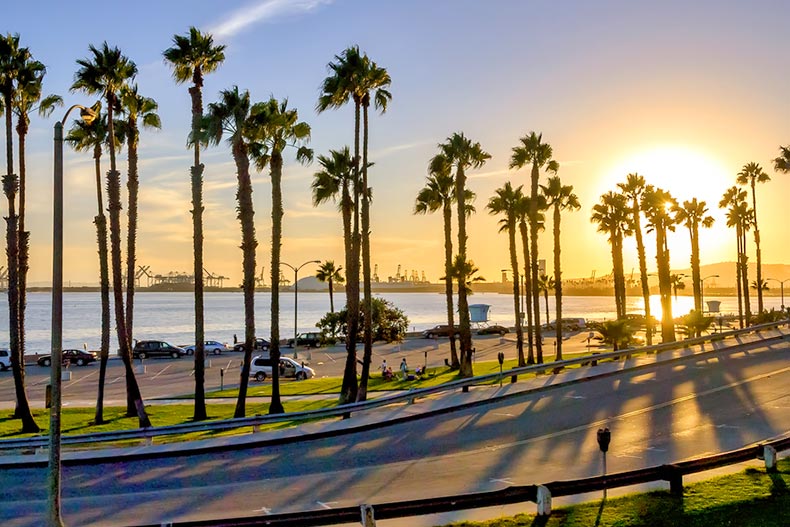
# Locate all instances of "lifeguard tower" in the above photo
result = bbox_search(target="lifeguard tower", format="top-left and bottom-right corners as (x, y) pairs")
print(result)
(469, 304), (491, 328)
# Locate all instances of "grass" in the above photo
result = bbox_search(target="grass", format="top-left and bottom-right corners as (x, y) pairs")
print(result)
(440, 459), (790, 527)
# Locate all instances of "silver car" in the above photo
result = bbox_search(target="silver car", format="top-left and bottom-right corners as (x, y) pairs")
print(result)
(181, 340), (230, 356)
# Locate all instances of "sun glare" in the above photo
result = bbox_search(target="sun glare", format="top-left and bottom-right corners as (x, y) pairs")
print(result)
(603, 146), (731, 206)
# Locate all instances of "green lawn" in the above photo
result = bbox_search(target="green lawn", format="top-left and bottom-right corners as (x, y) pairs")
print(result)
(441, 459), (790, 527)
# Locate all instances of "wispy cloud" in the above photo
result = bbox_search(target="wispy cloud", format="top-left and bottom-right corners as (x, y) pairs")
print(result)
(209, 0), (332, 39)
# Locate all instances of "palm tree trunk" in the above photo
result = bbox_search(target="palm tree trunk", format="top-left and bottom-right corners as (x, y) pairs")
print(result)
(357, 103), (373, 402)
(269, 152), (285, 415)
(455, 165), (473, 377)
(690, 225), (702, 313)
(442, 203), (459, 369)
(614, 234), (627, 319)
(328, 278), (335, 313)
(93, 147), (110, 424)
(106, 99), (150, 428)
(519, 221), (534, 365)
(125, 126), (138, 346)
(751, 181), (763, 313)
(233, 143), (257, 419)
(17, 122), (29, 370)
(189, 83), (207, 420)
(633, 204), (653, 345)
(656, 228), (675, 342)
(553, 205), (563, 360)
(735, 227), (744, 328)
(339, 101), (361, 405)
(507, 220), (523, 365)
(740, 227), (751, 325)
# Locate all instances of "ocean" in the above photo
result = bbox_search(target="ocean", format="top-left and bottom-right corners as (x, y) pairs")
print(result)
(0, 291), (778, 354)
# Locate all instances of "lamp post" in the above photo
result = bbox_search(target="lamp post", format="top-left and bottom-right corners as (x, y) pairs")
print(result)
(700, 274), (720, 313)
(49, 103), (99, 526)
(765, 278), (790, 313)
(281, 259), (320, 357)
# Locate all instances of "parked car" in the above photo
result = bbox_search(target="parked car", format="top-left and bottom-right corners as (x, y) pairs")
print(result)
(0, 348), (10, 371)
(544, 318), (587, 331)
(132, 340), (186, 359)
(232, 338), (270, 353)
(421, 325), (460, 339)
(182, 340), (230, 355)
(37, 349), (97, 367)
(249, 355), (316, 381)
(476, 325), (510, 336)
(286, 332), (322, 348)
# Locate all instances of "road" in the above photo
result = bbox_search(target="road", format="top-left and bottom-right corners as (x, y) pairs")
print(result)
(0, 336), (787, 526)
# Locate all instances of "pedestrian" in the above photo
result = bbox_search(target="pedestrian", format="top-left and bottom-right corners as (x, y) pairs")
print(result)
(233, 334), (238, 344)
(380, 359), (388, 377)
(400, 357), (408, 380)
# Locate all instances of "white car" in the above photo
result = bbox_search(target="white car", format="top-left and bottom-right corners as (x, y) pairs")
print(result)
(0, 348), (10, 371)
(181, 340), (230, 356)
(249, 355), (316, 381)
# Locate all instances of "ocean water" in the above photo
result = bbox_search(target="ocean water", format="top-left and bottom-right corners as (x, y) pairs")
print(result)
(0, 291), (780, 354)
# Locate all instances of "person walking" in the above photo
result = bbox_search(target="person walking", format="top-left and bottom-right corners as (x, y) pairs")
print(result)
(380, 358), (388, 376)
(400, 357), (408, 380)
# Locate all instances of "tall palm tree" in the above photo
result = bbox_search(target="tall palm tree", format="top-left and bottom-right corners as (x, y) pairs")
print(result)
(537, 273), (554, 333)
(773, 146), (790, 174)
(317, 47), (365, 404)
(433, 133), (490, 377)
(118, 84), (160, 346)
(670, 273), (686, 301)
(540, 175), (580, 359)
(642, 186), (678, 342)
(72, 42), (150, 427)
(673, 199), (714, 314)
(414, 155), (461, 369)
(487, 182), (525, 366)
(0, 33), (39, 433)
(617, 173), (654, 345)
(248, 96), (312, 414)
(316, 261), (344, 314)
(202, 86), (263, 418)
(65, 115), (116, 424)
(720, 186), (752, 327)
(163, 27), (225, 422)
(736, 162), (770, 313)
(591, 192), (632, 321)
(515, 195), (537, 363)
(510, 132), (559, 364)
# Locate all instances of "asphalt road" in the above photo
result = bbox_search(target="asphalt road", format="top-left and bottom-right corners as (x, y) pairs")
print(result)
(0, 336), (787, 526)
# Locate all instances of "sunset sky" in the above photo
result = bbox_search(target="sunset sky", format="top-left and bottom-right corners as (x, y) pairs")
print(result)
(3, 0), (789, 286)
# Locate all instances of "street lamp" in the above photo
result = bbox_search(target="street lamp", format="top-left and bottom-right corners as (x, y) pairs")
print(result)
(281, 259), (320, 357)
(765, 278), (790, 312)
(49, 102), (99, 525)
(700, 274), (720, 313)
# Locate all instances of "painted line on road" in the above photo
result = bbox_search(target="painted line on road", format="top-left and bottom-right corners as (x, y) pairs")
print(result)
(317, 501), (337, 509)
(66, 369), (98, 387)
(253, 506), (271, 514)
(493, 412), (514, 417)
(490, 477), (514, 485)
(150, 364), (173, 380)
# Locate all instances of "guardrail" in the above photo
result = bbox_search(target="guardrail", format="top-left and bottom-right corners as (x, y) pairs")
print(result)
(2, 320), (788, 454)
(139, 434), (790, 526)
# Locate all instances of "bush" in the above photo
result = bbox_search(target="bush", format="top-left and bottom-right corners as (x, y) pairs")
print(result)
(317, 297), (409, 343)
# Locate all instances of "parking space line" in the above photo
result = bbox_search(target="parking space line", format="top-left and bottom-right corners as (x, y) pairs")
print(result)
(150, 364), (172, 380)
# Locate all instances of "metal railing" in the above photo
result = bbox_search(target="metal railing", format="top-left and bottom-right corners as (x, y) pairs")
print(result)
(2, 320), (788, 455)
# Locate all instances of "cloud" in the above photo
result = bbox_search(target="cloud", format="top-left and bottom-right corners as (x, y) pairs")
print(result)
(209, 0), (332, 39)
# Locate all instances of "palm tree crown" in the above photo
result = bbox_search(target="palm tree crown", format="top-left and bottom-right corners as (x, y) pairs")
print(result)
(163, 27), (225, 87)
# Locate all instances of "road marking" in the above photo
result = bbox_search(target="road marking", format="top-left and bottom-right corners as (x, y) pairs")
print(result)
(67, 369), (98, 387)
(490, 477), (514, 485)
(253, 507), (271, 514)
(150, 364), (172, 380)
(564, 395), (586, 399)
(322, 353), (337, 363)
(715, 424), (740, 429)
(493, 412), (514, 417)
(317, 501), (337, 509)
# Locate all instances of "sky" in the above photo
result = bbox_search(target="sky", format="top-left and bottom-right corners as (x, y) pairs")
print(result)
(3, 0), (790, 286)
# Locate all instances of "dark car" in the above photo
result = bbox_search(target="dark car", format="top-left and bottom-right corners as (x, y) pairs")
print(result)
(38, 349), (97, 367)
(232, 338), (270, 353)
(476, 325), (510, 336)
(421, 325), (460, 339)
(132, 340), (186, 359)
(286, 332), (322, 348)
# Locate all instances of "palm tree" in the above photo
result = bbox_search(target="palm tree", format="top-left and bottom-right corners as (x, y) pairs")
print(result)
(720, 186), (752, 327)
(433, 133), (490, 377)
(118, 85), (160, 346)
(673, 199), (714, 315)
(316, 261), (344, 314)
(540, 175), (580, 359)
(618, 173), (654, 345)
(591, 192), (632, 321)
(773, 146), (790, 174)
(72, 42), (150, 427)
(670, 273), (686, 301)
(510, 132), (559, 364)
(317, 47), (365, 404)
(537, 273), (554, 333)
(201, 86), (262, 418)
(65, 114), (116, 424)
(163, 27), (225, 422)
(642, 186), (678, 342)
(596, 319), (635, 351)
(414, 155), (461, 369)
(248, 96), (312, 414)
(736, 162), (770, 313)
(515, 194), (538, 363)
(0, 32), (38, 433)
(487, 182), (525, 366)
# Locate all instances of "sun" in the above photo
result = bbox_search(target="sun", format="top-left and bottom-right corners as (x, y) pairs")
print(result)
(602, 145), (732, 206)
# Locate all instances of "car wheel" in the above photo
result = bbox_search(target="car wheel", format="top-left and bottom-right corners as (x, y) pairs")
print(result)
(255, 371), (266, 382)
(499, 330), (506, 336)
(138, 352), (147, 360)
(171, 351), (180, 359)
(43, 358), (51, 366)
(212, 348), (221, 355)
(76, 359), (86, 366)
(427, 333), (435, 339)
(296, 371), (306, 381)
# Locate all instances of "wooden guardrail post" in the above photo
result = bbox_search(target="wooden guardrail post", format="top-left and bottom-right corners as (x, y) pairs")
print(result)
(663, 464), (683, 496)
(360, 504), (376, 526)
(536, 485), (551, 516)
(763, 445), (777, 471)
